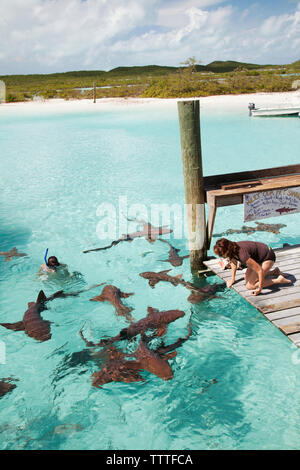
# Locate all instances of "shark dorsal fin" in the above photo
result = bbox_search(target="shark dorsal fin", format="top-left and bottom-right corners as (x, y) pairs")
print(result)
(37, 290), (47, 304)
(159, 269), (171, 274)
(147, 306), (159, 316)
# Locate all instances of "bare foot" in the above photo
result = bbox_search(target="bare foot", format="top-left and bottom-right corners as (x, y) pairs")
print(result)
(271, 267), (281, 277)
(277, 275), (292, 284)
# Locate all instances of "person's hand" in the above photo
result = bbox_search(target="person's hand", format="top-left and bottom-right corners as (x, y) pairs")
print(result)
(226, 279), (234, 288)
(252, 287), (262, 296)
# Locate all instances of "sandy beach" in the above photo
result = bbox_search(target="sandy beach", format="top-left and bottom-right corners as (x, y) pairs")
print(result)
(1, 90), (300, 115)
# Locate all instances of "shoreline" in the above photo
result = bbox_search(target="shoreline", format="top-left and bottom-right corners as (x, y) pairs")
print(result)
(1, 90), (300, 114)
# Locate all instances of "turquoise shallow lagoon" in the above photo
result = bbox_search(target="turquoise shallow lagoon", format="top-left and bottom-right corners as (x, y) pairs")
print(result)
(0, 100), (300, 450)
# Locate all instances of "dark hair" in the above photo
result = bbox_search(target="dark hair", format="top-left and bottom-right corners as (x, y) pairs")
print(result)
(213, 238), (239, 260)
(48, 256), (60, 267)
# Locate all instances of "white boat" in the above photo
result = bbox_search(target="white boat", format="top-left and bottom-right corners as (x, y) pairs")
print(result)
(248, 102), (300, 117)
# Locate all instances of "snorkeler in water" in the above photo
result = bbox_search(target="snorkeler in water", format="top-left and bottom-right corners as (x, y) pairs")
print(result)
(38, 249), (81, 280)
(38, 249), (67, 275)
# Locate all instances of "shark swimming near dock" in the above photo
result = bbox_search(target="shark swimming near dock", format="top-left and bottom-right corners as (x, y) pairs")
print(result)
(78, 313), (193, 387)
(129, 339), (174, 381)
(0, 379), (17, 398)
(0, 284), (105, 342)
(139, 269), (184, 288)
(83, 222), (173, 253)
(79, 306), (185, 348)
(139, 269), (219, 303)
(101, 307), (185, 345)
(0, 247), (27, 262)
(86, 323), (193, 387)
(90, 346), (144, 388)
(158, 239), (190, 267)
(90, 285), (135, 322)
(0, 290), (53, 342)
(213, 221), (287, 237)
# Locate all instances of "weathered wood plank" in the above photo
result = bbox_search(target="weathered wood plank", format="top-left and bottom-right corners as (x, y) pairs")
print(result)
(236, 283), (300, 299)
(274, 244), (300, 254)
(208, 177), (300, 207)
(273, 315), (300, 335)
(258, 297), (300, 314)
(287, 332), (300, 346)
(203, 164), (300, 192)
(266, 307), (300, 321)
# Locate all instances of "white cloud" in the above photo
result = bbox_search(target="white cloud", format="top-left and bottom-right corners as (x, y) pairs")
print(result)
(156, 0), (226, 28)
(0, 0), (299, 74)
(0, 0), (157, 71)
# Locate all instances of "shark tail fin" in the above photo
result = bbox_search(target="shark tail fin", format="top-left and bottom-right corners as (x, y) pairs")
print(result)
(120, 291), (134, 299)
(0, 321), (25, 332)
(51, 290), (64, 300)
(89, 294), (105, 302)
(37, 290), (47, 304)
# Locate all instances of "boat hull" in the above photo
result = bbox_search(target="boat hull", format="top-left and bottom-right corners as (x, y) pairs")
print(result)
(251, 107), (300, 117)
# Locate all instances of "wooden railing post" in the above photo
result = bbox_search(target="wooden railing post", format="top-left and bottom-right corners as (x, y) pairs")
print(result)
(93, 82), (96, 103)
(177, 100), (207, 272)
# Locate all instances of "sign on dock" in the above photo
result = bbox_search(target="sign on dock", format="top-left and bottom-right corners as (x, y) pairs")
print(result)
(244, 187), (300, 222)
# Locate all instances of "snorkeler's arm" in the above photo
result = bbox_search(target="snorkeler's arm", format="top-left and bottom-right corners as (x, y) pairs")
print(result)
(37, 265), (45, 276)
(227, 261), (237, 288)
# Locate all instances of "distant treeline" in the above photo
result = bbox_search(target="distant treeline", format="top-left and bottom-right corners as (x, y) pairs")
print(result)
(1, 59), (299, 102)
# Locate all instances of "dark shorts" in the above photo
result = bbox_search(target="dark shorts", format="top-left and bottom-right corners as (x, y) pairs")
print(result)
(264, 248), (276, 263)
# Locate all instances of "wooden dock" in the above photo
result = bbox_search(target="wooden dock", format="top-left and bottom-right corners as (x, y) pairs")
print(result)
(204, 244), (300, 347)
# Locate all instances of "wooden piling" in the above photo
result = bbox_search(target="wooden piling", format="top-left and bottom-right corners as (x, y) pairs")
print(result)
(93, 82), (96, 103)
(177, 100), (207, 272)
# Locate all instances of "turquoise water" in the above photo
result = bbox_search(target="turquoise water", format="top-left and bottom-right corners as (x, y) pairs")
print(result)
(0, 101), (300, 450)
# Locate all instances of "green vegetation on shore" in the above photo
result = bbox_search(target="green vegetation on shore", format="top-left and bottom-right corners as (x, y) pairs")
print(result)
(1, 59), (300, 102)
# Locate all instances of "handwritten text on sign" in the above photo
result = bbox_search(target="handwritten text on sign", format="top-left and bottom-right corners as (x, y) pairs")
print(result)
(244, 187), (300, 222)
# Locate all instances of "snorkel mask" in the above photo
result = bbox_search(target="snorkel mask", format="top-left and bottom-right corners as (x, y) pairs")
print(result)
(44, 248), (59, 271)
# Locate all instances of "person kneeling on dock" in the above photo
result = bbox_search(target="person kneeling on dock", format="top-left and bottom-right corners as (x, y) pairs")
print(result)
(213, 238), (291, 296)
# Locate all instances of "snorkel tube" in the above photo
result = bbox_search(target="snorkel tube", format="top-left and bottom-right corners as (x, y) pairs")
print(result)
(44, 248), (49, 267)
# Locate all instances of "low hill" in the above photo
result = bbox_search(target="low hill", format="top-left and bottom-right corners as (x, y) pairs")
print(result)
(290, 60), (300, 69)
(107, 65), (177, 77)
(204, 60), (270, 73)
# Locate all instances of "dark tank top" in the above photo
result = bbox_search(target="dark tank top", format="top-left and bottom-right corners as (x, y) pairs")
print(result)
(236, 241), (275, 265)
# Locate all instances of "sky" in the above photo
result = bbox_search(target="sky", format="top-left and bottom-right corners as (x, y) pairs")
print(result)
(0, 0), (299, 75)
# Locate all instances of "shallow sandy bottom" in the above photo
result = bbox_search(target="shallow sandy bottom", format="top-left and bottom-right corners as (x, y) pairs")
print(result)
(1, 90), (300, 115)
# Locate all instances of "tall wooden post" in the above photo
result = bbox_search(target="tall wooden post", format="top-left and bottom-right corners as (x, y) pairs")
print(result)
(177, 100), (207, 272)
(93, 82), (96, 103)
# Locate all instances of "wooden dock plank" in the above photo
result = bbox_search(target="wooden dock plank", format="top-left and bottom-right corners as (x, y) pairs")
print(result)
(287, 333), (300, 346)
(266, 307), (300, 321)
(259, 298), (300, 314)
(203, 244), (300, 348)
(272, 315), (300, 335)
